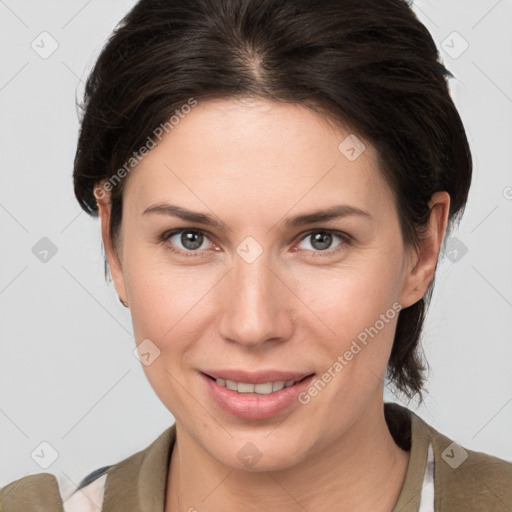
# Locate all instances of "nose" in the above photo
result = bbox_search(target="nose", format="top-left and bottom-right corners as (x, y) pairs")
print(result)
(217, 251), (294, 349)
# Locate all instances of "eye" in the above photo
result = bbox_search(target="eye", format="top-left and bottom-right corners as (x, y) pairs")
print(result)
(295, 230), (350, 255)
(160, 228), (351, 258)
(162, 228), (215, 256)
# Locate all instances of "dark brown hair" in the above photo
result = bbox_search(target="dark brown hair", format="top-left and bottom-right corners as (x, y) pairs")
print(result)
(73, 0), (472, 400)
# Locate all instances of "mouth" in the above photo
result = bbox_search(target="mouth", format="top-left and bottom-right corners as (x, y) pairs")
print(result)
(201, 370), (316, 420)
(204, 374), (311, 395)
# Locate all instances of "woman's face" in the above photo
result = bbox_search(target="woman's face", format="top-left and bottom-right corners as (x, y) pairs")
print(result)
(102, 98), (434, 471)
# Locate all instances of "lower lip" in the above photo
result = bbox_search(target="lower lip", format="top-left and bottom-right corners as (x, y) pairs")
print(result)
(202, 373), (315, 420)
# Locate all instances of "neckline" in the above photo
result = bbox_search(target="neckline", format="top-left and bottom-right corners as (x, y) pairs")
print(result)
(102, 402), (433, 511)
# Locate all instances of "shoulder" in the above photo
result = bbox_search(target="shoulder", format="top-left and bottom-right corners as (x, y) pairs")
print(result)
(0, 473), (64, 511)
(0, 425), (176, 511)
(432, 433), (512, 509)
(410, 405), (512, 509)
(0, 466), (111, 511)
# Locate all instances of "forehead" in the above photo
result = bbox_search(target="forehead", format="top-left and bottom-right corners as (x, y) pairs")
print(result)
(123, 98), (393, 223)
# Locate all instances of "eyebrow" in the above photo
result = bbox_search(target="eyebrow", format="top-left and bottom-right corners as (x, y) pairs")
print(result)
(142, 202), (372, 229)
(284, 204), (372, 227)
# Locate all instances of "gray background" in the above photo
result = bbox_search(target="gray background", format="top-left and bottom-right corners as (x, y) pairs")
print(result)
(1, 0), (511, 491)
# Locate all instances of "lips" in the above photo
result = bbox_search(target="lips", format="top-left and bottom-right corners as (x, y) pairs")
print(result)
(201, 370), (315, 420)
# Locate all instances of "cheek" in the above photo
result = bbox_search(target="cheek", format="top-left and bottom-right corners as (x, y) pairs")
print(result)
(291, 251), (403, 333)
(123, 243), (208, 334)
(123, 255), (207, 412)
(288, 251), (404, 397)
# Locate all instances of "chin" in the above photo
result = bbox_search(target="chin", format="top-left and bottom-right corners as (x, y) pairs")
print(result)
(201, 427), (312, 473)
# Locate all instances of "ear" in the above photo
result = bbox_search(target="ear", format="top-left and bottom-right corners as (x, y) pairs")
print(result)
(94, 183), (129, 305)
(399, 191), (451, 308)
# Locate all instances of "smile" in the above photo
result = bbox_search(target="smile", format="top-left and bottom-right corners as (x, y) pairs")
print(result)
(214, 378), (299, 394)
(202, 371), (315, 420)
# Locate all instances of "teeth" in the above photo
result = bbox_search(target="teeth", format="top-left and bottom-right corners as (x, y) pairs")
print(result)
(272, 381), (285, 392)
(238, 382), (255, 393)
(216, 378), (298, 394)
(226, 379), (238, 391)
(254, 383), (273, 394)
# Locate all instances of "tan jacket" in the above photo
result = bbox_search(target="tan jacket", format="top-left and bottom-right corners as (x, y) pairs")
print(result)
(1, 403), (511, 511)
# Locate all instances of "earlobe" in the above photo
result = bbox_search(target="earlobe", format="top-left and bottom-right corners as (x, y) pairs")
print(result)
(399, 191), (451, 308)
(95, 184), (128, 305)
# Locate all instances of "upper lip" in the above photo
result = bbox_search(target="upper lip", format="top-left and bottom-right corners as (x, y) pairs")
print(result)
(202, 370), (314, 384)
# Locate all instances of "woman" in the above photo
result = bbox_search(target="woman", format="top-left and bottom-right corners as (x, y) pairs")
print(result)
(2, 0), (511, 510)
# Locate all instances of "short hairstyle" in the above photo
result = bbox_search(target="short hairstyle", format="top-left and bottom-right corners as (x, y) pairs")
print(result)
(73, 0), (472, 400)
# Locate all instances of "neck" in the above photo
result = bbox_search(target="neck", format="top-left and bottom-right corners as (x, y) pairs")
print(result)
(166, 402), (410, 512)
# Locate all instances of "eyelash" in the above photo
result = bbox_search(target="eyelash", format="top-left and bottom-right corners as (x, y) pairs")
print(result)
(159, 228), (352, 258)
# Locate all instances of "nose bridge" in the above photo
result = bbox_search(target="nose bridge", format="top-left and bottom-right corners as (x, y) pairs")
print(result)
(218, 245), (290, 346)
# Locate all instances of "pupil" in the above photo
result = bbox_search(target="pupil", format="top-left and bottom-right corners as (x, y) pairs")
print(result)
(181, 231), (203, 250)
(312, 232), (332, 251)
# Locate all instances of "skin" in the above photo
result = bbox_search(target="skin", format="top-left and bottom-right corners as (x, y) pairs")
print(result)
(96, 98), (450, 512)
